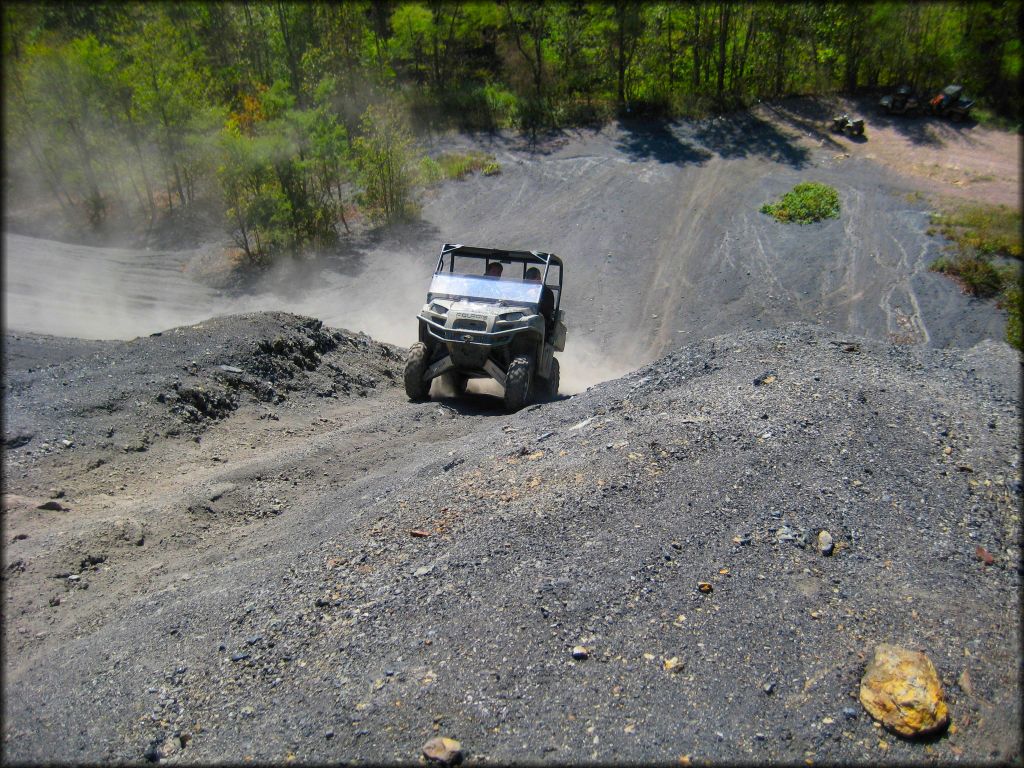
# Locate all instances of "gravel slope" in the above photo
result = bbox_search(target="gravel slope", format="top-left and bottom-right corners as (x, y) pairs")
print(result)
(3, 314), (1020, 764)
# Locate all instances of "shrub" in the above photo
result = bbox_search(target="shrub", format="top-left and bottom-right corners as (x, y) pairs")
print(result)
(929, 254), (1003, 298)
(760, 182), (840, 224)
(1001, 278), (1023, 350)
(929, 204), (1021, 259)
(927, 200), (1023, 349)
(352, 104), (418, 224)
(418, 156), (444, 186)
(424, 151), (500, 183)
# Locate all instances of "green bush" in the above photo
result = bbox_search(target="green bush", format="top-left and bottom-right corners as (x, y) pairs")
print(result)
(429, 151), (499, 182)
(929, 204), (1022, 259)
(760, 182), (840, 224)
(418, 156), (444, 186)
(927, 200), (1023, 350)
(352, 104), (418, 224)
(929, 254), (1004, 298)
(1001, 278), (1023, 350)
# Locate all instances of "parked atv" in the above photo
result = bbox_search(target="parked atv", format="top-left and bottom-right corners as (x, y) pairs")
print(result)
(929, 85), (974, 121)
(405, 243), (566, 412)
(879, 84), (920, 115)
(832, 114), (866, 137)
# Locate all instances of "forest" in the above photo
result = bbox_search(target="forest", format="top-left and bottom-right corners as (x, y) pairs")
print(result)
(3, 1), (1021, 262)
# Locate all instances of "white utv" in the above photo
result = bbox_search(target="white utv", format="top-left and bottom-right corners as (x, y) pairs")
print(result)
(405, 243), (566, 411)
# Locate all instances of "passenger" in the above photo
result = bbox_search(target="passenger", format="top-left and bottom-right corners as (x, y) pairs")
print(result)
(485, 262), (503, 277)
(525, 267), (556, 327)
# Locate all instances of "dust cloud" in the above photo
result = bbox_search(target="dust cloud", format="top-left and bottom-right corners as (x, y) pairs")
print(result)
(557, 336), (642, 394)
(3, 233), (637, 392)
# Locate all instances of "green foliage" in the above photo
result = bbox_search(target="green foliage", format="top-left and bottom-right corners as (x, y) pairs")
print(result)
(928, 200), (1023, 349)
(417, 156), (444, 186)
(760, 182), (840, 224)
(4, 1), (1022, 251)
(352, 103), (419, 224)
(1001, 278), (1023, 351)
(929, 205), (1022, 259)
(435, 151), (496, 180)
(929, 254), (1003, 298)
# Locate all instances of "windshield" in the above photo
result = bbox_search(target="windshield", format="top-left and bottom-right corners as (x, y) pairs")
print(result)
(428, 273), (542, 305)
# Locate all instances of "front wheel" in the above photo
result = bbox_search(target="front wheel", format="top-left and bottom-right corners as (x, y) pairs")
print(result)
(503, 354), (534, 411)
(404, 342), (430, 401)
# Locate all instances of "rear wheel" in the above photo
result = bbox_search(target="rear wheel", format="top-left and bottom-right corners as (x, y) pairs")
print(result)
(538, 357), (560, 401)
(404, 342), (430, 401)
(503, 354), (534, 411)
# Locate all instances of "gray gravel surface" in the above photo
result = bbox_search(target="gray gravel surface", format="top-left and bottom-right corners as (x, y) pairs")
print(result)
(3, 313), (1020, 764)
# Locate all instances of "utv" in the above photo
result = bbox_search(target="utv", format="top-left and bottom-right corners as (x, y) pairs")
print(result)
(929, 85), (974, 121)
(831, 113), (865, 137)
(879, 84), (920, 115)
(405, 243), (567, 411)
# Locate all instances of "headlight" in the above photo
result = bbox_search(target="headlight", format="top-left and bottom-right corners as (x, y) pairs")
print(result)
(499, 311), (525, 322)
(429, 303), (448, 315)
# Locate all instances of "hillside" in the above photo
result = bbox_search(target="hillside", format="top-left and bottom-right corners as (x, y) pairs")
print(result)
(2, 312), (1020, 763)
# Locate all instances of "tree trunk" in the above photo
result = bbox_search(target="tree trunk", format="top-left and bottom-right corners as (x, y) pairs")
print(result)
(716, 2), (730, 103)
(692, 8), (702, 93)
(616, 3), (626, 105)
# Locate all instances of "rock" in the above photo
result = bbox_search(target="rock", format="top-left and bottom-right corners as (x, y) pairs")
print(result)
(414, 564), (435, 577)
(5, 432), (33, 449)
(697, 582), (713, 593)
(762, 681), (775, 695)
(144, 735), (181, 762)
(859, 644), (950, 737)
(572, 645), (590, 660)
(775, 525), (807, 547)
(207, 483), (236, 502)
(957, 669), (974, 697)
(36, 500), (66, 511)
(663, 656), (682, 673)
(422, 736), (462, 765)
(817, 530), (835, 556)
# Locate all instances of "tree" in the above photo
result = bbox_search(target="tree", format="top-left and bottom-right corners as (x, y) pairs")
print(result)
(352, 103), (418, 224)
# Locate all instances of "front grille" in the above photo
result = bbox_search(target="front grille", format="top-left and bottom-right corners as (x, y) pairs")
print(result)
(452, 319), (486, 332)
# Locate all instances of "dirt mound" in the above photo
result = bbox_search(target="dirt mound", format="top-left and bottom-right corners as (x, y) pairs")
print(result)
(3, 315), (1019, 763)
(3, 312), (402, 456)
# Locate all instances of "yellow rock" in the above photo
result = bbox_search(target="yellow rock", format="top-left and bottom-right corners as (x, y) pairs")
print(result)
(422, 737), (462, 765)
(859, 644), (950, 737)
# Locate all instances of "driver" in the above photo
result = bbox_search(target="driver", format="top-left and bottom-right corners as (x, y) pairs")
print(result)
(485, 262), (503, 277)
(525, 267), (555, 328)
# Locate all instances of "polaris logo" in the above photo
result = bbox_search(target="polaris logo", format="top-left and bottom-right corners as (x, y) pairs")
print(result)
(457, 312), (486, 320)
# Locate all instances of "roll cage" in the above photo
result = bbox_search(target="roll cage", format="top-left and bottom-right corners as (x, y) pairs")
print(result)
(434, 243), (563, 317)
